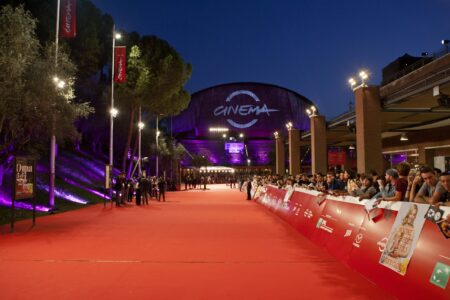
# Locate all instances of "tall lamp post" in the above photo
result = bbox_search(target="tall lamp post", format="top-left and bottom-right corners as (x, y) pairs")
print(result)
(109, 25), (121, 190)
(138, 107), (144, 176)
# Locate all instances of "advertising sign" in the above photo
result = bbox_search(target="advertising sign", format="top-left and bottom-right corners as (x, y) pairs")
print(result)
(105, 164), (112, 189)
(114, 46), (127, 83)
(379, 203), (428, 276)
(14, 157), (36, 200)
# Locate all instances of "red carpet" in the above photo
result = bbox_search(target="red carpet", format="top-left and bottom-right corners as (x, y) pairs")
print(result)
(0, 185), (393, 299)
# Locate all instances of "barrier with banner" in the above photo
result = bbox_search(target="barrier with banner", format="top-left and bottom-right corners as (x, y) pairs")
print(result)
(254, 185), (450, 299)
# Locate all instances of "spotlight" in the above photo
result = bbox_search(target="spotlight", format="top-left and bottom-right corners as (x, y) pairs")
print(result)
(222, 133), (227, 138)
(138, 122), (145, 130)
(239, 133), (244, 138)
(273, 131), (279, 138)
(348, 77), (356, 87)
(400, 133), (409, 141)
(115, 32), (122, 40)
(349, 145), (355, 150)
(285, 122), (293, 130)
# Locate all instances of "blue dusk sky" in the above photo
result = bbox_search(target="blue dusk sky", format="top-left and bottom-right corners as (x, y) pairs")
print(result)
(92, 0), (450, 119)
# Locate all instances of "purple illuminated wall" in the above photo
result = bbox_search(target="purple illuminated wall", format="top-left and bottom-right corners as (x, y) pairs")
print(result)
(173, 83), (315, 166)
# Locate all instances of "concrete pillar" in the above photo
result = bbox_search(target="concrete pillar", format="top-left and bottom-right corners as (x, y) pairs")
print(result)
(275, 134), (285, 175)
(355, 86), (383, 175)
(311, 115), (327, 174)
(288, 128), (300, 175)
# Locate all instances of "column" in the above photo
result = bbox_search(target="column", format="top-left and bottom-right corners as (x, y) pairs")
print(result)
(288, 128), (300, 175)
(311, 115), (328, 174)
(355, 86), (383, 174)
(275, 134), (285, 175)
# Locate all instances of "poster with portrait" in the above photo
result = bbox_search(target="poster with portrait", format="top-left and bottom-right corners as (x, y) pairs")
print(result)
(379, 202), (428, 276)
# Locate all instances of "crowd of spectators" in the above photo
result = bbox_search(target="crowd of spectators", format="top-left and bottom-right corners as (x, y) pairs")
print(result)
(246, 163), (450, 206)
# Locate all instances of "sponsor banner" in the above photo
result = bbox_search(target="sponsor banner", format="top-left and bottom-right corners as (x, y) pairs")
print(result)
(14, 157), (36, 200)
(379, 203), (428, 276)
(287, 191), (327, 239)
(311, 200), (367, 262)
(114, 46), (126, 83)
(60, 0), (77, 38)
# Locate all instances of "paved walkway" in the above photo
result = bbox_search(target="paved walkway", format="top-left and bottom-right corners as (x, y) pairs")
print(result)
(0, 185), (392, 299)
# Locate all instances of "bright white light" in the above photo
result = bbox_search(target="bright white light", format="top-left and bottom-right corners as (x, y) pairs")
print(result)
(247, 159), (251, 164)
(115, 33), (122, 40)
(310, 106), (316, 112)
(286, 122), (293, 129)
(400, 133), (408, 141)
(209, 127), (229, 132)
(306, 109), (311, 115)
(53, 76), (59, 83)
(138, 122), (145, 130)
(273, 131), (279, 138)
(110, 108), (119, 118)
(222, 133), (227, 138)
(57, 80), (66, 89)
(348, 78), (356, 86)
(359, 71), (368, 80)
(229, 137), (233, 141)
(156, 130), (160, 137)
(239, 133), (244, 138)
(349, 145), (355, 150)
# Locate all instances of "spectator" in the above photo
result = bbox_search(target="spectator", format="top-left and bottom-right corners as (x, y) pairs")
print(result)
(344, 169), (359, 194)
(414, 166), (445, 204)
(378, 168), (407, 202)
(353, 176), (378, 200)
(326, 171), (345, 191)
(432, 171), (450, 205)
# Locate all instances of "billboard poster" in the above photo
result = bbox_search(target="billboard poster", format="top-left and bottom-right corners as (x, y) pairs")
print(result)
(14, 157), (36, 200)
(379, 202), (428, 276)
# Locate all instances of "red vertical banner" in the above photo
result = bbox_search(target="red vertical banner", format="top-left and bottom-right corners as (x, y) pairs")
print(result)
(59, 0), (77, 38)
(114, 46), (127, 83)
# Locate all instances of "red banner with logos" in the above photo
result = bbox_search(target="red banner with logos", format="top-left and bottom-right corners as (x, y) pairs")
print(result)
(59, 0), (76, 38)
(114, 46), (127, 83)
(328, 150), (347, 165)
(254, 187), (450, 299)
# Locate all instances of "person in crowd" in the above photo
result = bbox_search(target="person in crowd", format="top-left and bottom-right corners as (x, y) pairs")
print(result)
(414, 166), (446, 204)
(353, 176), (378, 200)
(431, 171), (450, 205)
(246, 177), (253, 200)
(157, 177), (166, 202)
(378, 168), (408, 202)
(325, 171), (345, 191)
(114, 172), (126, 207)
(373, 174), (396, 200)
(140, 176), (149, 205)
(135, 180), (142, 206)
(344, 169), (359, 194)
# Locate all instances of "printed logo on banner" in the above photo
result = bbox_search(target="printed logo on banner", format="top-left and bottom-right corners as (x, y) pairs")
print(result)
(425, 206), (444, 223)
(304, 209), (313, 219)
(377, 237), (388, 252)
(353, 233), (364, 248)
(429, 262), (450, 289)
(316, 218), (334, 233)
(344, 229), (352, 237)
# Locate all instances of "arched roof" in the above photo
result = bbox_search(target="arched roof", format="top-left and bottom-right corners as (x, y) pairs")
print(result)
(173, 82), (316, 139)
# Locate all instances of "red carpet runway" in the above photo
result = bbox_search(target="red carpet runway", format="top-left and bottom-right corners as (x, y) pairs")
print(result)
(0, 185), (393, 299)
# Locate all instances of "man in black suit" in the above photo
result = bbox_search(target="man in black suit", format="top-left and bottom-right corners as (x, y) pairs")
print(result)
(158, 177), (166, 202)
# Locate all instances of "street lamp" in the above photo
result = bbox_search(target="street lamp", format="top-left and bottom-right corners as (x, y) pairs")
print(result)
(138, 120), (145, 175)
(109, 25), (121, 186)
(285, 121), (293, 130)
(306, 105), (318, 118)
(348, 70), (370, 91)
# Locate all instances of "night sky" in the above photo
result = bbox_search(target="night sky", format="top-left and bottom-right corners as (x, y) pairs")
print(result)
(91, 0), (450, 119)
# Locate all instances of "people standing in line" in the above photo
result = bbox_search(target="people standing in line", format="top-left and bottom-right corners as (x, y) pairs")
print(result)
(158, 177), (166, 202)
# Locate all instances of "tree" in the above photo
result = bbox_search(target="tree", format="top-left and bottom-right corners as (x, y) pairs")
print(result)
(0, 5), (93, 186)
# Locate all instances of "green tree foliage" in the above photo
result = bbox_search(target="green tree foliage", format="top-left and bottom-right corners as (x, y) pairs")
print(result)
(0, 5), (93, 160)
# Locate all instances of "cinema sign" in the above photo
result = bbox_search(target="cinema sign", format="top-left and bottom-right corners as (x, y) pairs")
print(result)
(213, 90), (279, 129)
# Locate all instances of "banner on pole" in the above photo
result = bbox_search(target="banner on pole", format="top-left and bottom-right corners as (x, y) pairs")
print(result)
(114, 46), (127, 83)
(60, 0), (77, 38)
(14, 157), (36, 200)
